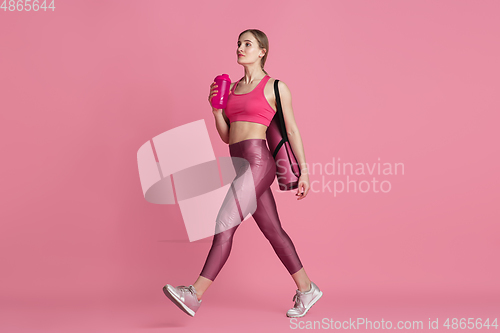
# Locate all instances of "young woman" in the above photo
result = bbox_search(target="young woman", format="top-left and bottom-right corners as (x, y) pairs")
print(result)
(163, 29), (322, 318)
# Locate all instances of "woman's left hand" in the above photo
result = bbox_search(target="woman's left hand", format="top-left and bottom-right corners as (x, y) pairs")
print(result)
(295, 173), (310, 200)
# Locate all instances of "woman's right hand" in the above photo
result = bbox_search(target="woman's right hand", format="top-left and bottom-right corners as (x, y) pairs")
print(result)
(209, 82), (223, 115)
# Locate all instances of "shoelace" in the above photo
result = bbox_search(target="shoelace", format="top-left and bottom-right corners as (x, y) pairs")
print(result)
(178, 285), (196, 295)
(292, 291), (302, 308)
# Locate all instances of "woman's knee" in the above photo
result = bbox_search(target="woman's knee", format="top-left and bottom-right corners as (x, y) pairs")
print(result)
(212, 225), (238, 246)
(261, 226), (289, 244)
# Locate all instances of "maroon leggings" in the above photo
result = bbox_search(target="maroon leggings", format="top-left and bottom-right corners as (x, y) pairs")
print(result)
(200, 138), (303, 281)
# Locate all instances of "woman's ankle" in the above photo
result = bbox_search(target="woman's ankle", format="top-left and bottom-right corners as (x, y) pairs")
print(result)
(192, 285), (204, 300)
(298, 281), (312, 293)
(193, 275), (213, 300)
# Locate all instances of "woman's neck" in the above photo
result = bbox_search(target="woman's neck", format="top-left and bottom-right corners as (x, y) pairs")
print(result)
(242, 68), (266, 84)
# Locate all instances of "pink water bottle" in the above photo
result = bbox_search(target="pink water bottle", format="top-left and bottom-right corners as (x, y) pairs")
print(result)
(211, 74), (231, 109)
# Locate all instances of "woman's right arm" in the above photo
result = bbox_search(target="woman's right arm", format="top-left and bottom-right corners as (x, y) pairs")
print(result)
(209, 82), (232, 144)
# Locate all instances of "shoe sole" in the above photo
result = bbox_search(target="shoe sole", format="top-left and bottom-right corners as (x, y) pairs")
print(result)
(163, 285), (196, 317)
(286, 291), (323, 318)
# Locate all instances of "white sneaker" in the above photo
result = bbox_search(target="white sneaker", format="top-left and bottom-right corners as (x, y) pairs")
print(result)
(163, 284), (202, 317)
(286, 281), (323, 317)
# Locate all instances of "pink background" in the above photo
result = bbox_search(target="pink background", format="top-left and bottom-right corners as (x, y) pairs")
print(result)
(1, 0), (498, 332)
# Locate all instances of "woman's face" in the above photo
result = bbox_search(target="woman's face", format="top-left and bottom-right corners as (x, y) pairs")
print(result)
(237, 33), (265, 65)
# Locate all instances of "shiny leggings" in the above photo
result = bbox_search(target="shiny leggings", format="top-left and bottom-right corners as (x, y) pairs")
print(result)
(200, 138), (303, 281)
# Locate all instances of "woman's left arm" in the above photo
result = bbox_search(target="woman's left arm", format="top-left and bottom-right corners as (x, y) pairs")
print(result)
(278, 80), (310, 200)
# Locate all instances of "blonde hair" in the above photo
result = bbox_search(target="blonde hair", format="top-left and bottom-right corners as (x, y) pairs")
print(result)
(239, 29), (269, 75)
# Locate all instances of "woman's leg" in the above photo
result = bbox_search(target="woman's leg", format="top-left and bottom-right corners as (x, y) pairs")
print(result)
(196, 140), (271, 294)
(193, 189), (312, 296)
(197, 182), (247, 283)
(251, 187), (309, 291)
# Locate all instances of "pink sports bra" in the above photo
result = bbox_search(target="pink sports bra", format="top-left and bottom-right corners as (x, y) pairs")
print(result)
(224, 75), (276, 127)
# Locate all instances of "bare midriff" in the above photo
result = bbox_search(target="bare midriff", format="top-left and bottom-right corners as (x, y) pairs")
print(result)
(228, 121), (268, 145)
